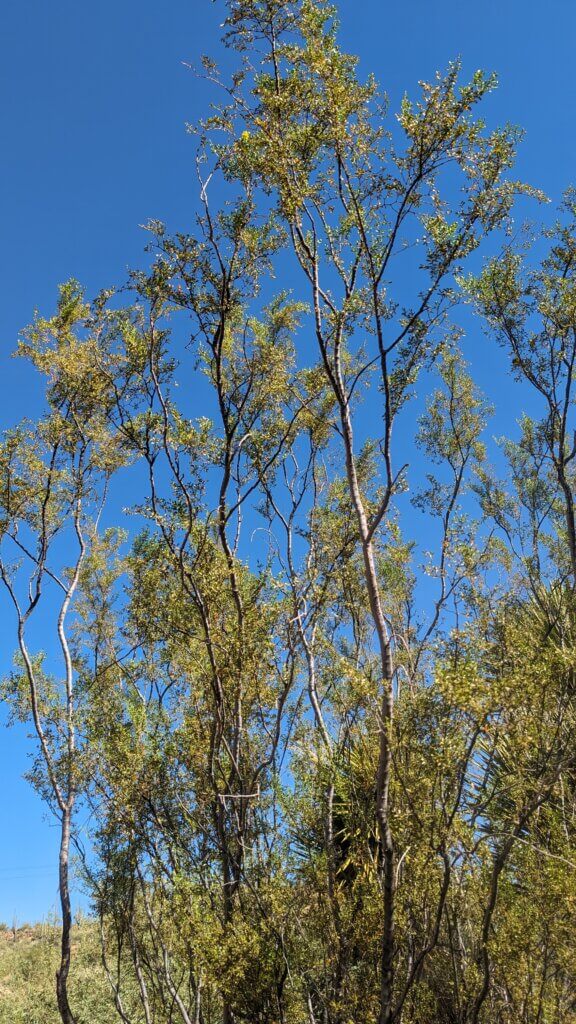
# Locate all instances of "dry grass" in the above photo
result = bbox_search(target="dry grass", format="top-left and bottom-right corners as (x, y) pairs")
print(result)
(0, 921), (115, 1024)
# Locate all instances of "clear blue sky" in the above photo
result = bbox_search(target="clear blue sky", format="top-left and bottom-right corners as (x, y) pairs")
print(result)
(1, 0), (575, 923)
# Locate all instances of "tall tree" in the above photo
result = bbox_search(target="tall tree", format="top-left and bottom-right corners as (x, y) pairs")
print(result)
(204, 2), (538, 1018)
(0, 282), (126, 1023)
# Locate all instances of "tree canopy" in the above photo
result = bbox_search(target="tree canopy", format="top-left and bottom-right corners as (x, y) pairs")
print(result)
(2, 3), (576, 1023)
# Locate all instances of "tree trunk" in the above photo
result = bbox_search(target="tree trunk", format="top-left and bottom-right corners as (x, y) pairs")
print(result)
(56, 804), (76, 1024)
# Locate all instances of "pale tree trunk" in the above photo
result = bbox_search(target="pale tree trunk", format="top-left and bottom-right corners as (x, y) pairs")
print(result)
(56, 805), (76, 1024)
(338, 384), (397, 1024)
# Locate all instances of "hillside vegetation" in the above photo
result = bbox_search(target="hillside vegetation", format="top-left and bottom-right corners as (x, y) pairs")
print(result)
(0, 922), (114, 1024)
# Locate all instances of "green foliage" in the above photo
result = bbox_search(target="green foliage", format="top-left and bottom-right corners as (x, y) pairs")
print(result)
(4, 3), (576, 1024)
(0, 922), (117, 1024)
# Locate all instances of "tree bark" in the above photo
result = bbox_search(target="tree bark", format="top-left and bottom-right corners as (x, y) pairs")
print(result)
(56, 805), (77, 1024)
